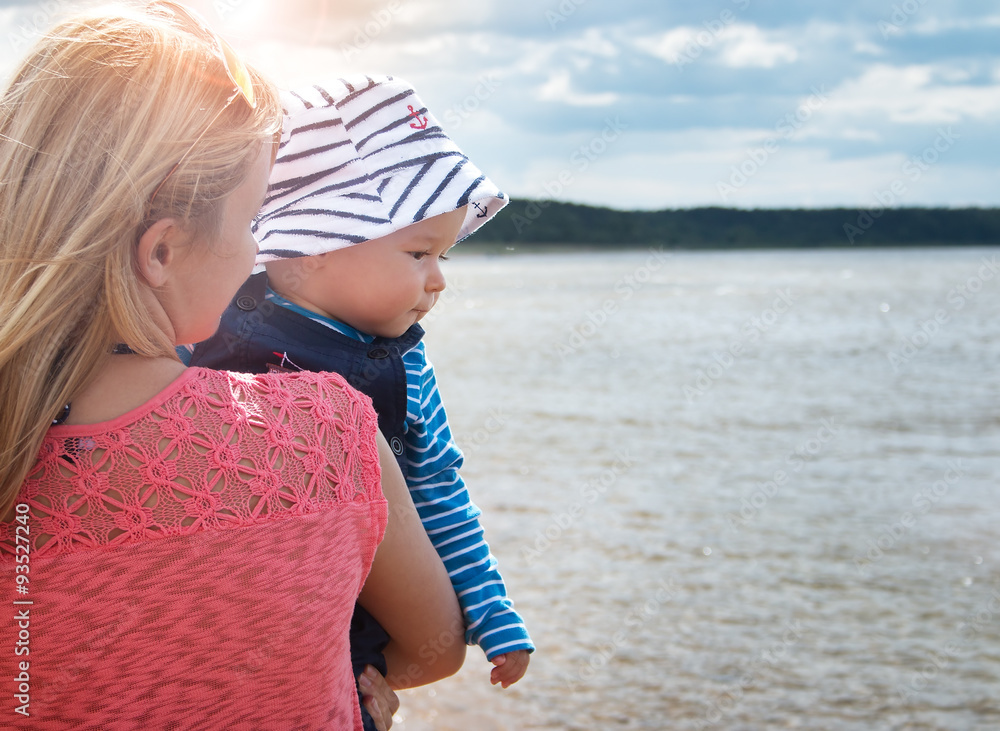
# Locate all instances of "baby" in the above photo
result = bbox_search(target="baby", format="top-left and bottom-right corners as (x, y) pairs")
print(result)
(191, 76), (533, 695)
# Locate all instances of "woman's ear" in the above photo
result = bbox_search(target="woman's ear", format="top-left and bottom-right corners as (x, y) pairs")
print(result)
(136, 218), (181, 288)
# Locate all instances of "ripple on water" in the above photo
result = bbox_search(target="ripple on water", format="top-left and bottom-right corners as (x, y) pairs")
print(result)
(399, 248), (1000, 730)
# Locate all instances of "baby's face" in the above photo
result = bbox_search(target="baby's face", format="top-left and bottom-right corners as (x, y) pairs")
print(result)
(269, 207), (466, 338)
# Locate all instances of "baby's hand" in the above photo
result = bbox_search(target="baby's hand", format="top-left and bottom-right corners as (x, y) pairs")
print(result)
(489, 649), (530, 688)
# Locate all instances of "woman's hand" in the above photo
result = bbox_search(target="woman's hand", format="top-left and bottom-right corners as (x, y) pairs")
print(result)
(359, 665), (400, 731)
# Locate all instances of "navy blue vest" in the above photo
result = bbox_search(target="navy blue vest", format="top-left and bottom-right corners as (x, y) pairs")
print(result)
(191, 272), (418, 725)
(189, 272), (424, 476)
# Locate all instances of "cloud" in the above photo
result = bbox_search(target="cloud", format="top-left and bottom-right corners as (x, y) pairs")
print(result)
(633, 28), (701, 67)
(536, 69), (618, 107)
(635, 22), (799, 69)
(824, 63), (1000, 125)
(0, 0), (996, 209)
(903, 13), (1000, 36)
(716, 25), (799, 68)
(559, 26), (620, 59)
(853, 40), (887, 56)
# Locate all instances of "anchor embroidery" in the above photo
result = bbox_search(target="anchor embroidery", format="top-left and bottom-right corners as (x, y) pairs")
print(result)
(472, 202), (488, 219)
(407, 105), (428, 130)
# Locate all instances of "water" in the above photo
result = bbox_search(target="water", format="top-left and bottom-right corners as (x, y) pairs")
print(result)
(393, 246), (1000, 730)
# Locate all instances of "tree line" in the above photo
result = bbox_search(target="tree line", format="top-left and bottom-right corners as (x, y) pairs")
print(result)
(467, 200), (1000, 249)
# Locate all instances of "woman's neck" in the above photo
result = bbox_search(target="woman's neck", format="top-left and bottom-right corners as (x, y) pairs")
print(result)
(62, 355), (187, 426)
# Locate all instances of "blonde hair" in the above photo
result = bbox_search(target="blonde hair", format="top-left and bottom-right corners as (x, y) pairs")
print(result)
(0, 5), (282, 515)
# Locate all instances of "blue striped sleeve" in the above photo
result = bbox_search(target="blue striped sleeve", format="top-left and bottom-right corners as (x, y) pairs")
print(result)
(402, 342), (533, 659)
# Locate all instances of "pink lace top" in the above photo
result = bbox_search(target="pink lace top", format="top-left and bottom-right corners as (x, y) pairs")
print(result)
(0, 367), (387, 729)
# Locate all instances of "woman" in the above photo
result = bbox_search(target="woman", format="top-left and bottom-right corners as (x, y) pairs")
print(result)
(0, 4), (463, 729)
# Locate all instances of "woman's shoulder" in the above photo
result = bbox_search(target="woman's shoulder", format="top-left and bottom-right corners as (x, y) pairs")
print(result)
(185, 367), (379, 453)
(188, 366), (372, 409)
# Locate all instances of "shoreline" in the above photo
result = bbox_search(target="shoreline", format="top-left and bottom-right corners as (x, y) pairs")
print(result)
(452, 241), (1000, 257)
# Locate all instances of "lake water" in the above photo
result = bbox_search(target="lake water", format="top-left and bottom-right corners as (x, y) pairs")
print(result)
(393, 246), (1000, 730)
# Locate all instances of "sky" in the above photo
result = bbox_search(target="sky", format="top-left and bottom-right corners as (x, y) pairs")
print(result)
(0, 0), (998, 211)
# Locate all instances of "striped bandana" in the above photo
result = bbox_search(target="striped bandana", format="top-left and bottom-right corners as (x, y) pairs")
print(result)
(254, 75), (508, 262)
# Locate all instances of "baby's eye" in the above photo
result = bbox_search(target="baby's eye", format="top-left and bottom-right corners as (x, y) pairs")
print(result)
(409, 251), (429, 260)
(438, 254), (450, 262)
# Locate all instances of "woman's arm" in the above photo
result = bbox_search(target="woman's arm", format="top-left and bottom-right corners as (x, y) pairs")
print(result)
(359, 433), (466, 689)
